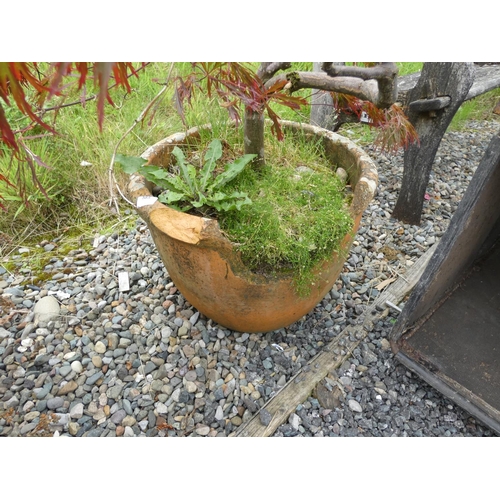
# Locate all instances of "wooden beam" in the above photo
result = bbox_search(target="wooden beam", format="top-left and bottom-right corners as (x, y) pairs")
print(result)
(397, 64), (500, 105)
(233, 244), (437, 437)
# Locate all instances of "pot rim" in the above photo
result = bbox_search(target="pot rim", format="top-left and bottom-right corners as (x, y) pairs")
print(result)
(127, 120), (378, 231)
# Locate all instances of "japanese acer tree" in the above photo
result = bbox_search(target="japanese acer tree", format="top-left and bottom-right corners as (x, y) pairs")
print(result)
(175, 62), (418, 168)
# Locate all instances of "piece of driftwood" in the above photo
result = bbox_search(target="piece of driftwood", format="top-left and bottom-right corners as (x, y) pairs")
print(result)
(233, 244), (437, 437)
(311, 63), (500, 134)
(392, 63), (476, 225)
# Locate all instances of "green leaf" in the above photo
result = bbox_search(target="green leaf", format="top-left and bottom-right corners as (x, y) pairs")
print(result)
(158, 191), (192, 212)
(163, 190), (186, 203)
(114, 154), (147, 174)
(211, 154), (256, 190)
(138, 167), (189, 196)
(140, 165), (170, 180)
(210, 190), (252, 211)
(172, 146), (196, 194)
(200, 139), (223, 190)
(193, 192), (208, 207)
(186, 164), (199, 191)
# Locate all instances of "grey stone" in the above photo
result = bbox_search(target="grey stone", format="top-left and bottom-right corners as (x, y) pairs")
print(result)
(259, 409), (272, 426)
(106, 385), (123, 400)
(47, 397), (64, 410)
(59, 365), (72, 377)
(110, 409), (127, 425)
(86, 371), (103, 385)
(122, 399), (133, 415)
(348, 399), (363, 413)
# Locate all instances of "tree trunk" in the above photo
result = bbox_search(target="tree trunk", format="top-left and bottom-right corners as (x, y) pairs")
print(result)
(244, 108), (265, 169)
(392, 62), (475, 226)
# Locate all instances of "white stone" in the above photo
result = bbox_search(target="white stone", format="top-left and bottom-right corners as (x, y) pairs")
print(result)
(23, 401), (35, 412)
(348, 399), (363, 413)
(195, 426), (210, 436)
(289, 413), (301, 431)
(94, 341), (106, 354)
(33, 296), (60, 323)
(70, 403), (84, 419)
(124, 426), (135, 437)
(184, 381), (197, 393)
(70, 360), (83, 373)
(156, 402), (168, 415)
(215, 405), (224, 421)
(21, 338), (33, 348)
(171, 388), (181, 402)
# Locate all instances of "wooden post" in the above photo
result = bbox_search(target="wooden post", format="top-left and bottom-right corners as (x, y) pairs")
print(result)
(309, 62), (344, 130)
(392, 63), (475, 226)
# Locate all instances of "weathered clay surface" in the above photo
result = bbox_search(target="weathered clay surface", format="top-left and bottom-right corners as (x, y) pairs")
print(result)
(127, 121), (378, 333)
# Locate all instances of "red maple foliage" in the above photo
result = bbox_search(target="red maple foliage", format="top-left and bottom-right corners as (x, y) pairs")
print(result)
(0, 62), (145, 209)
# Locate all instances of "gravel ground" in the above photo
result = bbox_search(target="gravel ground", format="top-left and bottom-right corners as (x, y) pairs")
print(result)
(1, 119), (499, 437)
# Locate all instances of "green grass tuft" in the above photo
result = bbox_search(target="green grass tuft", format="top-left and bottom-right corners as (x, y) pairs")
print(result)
(217, 127), (353, 295)
(450, 88), (500, 130)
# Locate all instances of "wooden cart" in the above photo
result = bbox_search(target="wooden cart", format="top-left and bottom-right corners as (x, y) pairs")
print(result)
(390, 130), (500, 434)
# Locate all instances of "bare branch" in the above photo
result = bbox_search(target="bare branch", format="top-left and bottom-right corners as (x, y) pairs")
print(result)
(277, 72), (377, 103)
(257, 62), (291, 84)
(321, 62), (397, 81)
(281, 65), (398, 109)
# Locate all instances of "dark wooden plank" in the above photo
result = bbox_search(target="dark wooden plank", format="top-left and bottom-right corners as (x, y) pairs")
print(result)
(402, 242), (500, 407)
(391, 131), (500, 343)
(395, 242), (500, 435)
(395, 351), (500, 435)
(409, 96), (451, 113)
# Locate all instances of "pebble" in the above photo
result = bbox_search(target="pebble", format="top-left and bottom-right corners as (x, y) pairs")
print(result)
(58, 381), (78, 395)
(71, 361), (83, 373)
(33, 295), (60, 323)
(70, 403), (84, 419)
(0, 120), (497, 438)
(47, 397), (64, 410)
(348, 399), (363, 413)
(94, 341), (106, 354)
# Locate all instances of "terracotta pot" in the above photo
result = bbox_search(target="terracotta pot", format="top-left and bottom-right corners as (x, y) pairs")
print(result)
(127, 121), (378, 333)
